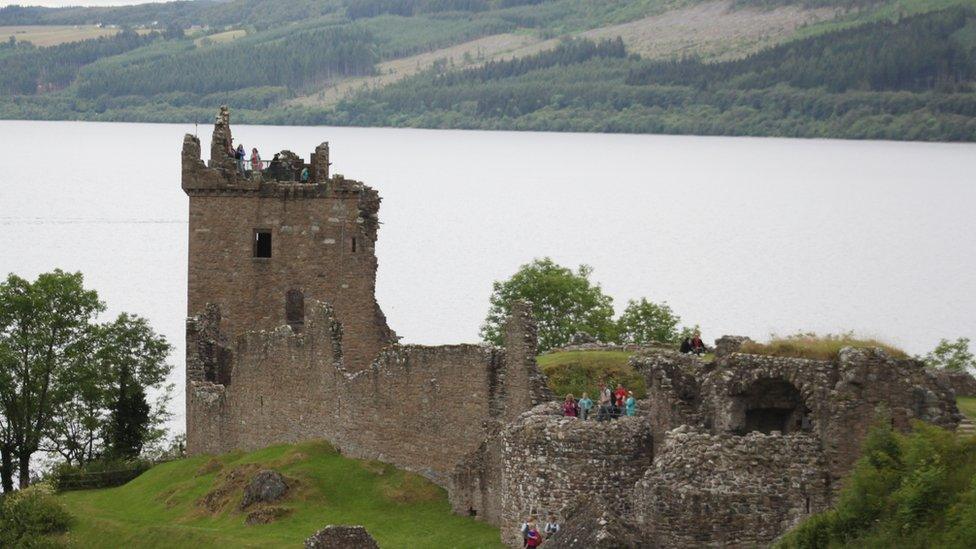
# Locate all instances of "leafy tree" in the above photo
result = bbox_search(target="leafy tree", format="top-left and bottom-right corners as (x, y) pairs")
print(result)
(616, 298), (683, 345)
(43, 313), (171, 467)
(0, 271), (102, 489)
(0, 272), (172, 490)
(922, 337), (975, 372)
(481, 258), (615, 352)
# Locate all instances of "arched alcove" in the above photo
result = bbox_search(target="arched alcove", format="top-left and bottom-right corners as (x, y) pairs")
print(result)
(738, 378), (812, 434)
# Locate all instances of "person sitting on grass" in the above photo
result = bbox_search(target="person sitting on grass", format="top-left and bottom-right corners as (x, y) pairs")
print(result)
(562, 394), (578, 417)
(578, 392), (593, 420)
(691, 331), (706, 355)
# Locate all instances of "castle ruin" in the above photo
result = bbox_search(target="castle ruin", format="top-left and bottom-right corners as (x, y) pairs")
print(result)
(183, 109), (963, 547)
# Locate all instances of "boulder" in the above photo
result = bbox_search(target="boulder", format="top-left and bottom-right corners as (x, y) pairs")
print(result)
(239, 469), (288, 509)
(304, 525), (379, 549)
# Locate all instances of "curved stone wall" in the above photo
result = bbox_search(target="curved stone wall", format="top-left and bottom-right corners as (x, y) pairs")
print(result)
(498, 404), (653, 546)
(633, 427), (830, 548)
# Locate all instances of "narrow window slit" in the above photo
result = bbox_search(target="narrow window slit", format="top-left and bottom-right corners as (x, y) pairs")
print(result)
(254, 229), (272, 258)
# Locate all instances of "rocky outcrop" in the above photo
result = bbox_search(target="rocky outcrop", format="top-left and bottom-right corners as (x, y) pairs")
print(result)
(240, 470), (288, 509)
(304, 525), (379, 549)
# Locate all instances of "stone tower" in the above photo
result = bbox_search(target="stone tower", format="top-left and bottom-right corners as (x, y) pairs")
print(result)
(181, 106), (396, 371)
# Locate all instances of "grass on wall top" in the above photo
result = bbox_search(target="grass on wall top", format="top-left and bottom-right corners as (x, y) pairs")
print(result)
(739, 333), (908, 361)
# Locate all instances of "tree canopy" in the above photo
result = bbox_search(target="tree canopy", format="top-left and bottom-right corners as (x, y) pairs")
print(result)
(0, 271), (172, 491)
(481, 258), (616, 352)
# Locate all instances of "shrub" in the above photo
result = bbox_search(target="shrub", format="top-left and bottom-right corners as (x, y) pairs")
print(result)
(778, 421), (976, 548)
(0, 484), (72, 547)
(739, 332), (907, 361)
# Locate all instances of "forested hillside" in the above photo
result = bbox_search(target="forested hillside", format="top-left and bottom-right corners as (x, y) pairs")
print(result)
(1, 0), (975, 141)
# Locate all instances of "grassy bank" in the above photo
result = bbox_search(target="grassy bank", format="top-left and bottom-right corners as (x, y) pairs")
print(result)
(537, 350), (646, 399)
(56, 441), (502, 548)
(958, 396), (976, 421)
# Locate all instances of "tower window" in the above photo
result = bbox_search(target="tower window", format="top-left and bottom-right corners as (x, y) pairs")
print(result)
(254, 230), (272, 258)
(286, 289), (304, 331)
(351, 237), (357, 253)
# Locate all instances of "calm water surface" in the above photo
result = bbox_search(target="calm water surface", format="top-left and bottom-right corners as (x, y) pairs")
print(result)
(2, 120), (975, 431)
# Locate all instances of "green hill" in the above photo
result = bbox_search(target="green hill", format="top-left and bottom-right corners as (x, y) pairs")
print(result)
(55, 441), (503, 548)
(1, 0), (976, 140)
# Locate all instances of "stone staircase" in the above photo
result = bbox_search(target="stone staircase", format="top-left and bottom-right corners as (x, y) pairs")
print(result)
(958, 417), (976, 437)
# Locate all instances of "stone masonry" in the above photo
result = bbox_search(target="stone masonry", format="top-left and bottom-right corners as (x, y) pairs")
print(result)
(183, 107), (395, 373)
(183, 109), (551, 487)
(633, 427), (830, 547)
(497, 403), (653, 547)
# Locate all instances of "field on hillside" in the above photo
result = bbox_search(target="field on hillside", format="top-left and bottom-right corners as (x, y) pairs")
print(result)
(0, 25), (119, 46)
(56, 441), (503, 548)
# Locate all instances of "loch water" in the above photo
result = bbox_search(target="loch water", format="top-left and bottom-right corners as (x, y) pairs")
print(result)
(2, 119), (975, 428)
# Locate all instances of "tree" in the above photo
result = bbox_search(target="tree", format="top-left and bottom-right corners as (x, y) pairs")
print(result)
(0, 271), (102, 489)
(480, 258), (615, 352)
(923, 337), (975, 372)
(0, 272), (173, 489)
(105, 365), (151, 460)
(44, 313), (171, 466)
(616, 298), (683, 345)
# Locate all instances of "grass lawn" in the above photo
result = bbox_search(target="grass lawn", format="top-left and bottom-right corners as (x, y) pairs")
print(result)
(958, 396), (976, 421)
(56, 441), (503, 548)
(537, 350), (645, 399)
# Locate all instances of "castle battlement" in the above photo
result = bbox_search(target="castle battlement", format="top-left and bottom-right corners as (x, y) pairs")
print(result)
(181, 105), (355, 196)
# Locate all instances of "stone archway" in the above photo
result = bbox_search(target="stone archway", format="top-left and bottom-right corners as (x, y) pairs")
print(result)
(738, 378), (812, 434)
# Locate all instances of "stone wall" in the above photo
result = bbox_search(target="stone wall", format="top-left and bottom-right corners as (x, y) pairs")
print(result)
(497, 403), (654, 547)
(633, 350), (707, 453)
(930, 368), (976, 397)
(633, 427), (830, 548)
(186, 300), (550, 487)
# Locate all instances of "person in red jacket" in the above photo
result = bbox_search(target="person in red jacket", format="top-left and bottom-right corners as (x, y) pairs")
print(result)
(562, 394), (579, 417)
(525, 525), (543, 548)
(614, 384), (628, 417)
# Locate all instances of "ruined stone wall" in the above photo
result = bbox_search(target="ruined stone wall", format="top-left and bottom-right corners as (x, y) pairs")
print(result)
(186, 300), (551, 487)
(498, 404), (654, 547)
(634, 350), (706, 453)
(633, 427), (830, 548)
(930, 368), (976, 397)
(637, 346), (961, 489)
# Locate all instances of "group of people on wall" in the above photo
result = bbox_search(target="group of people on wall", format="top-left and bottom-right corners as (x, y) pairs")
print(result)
(679, 331), (707, 355)
(562, 382), (636, 420)
(227, 141), (310, 181)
